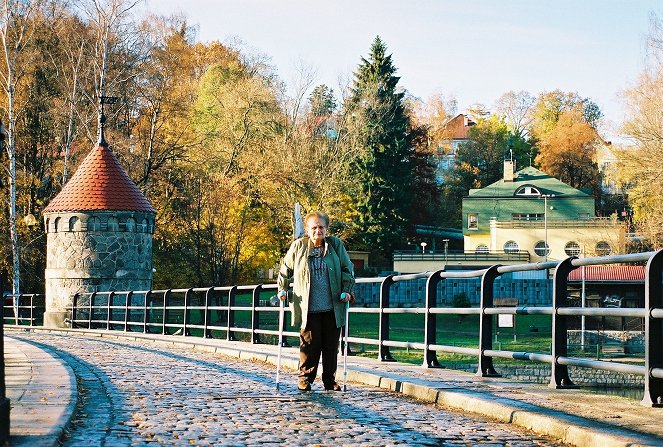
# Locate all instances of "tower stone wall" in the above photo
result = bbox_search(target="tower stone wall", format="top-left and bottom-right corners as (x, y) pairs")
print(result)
(43, 210), (155, 327)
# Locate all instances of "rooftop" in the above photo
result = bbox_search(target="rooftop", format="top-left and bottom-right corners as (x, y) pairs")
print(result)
(467, 166), (591, 198)
(43, 144), (155, 214)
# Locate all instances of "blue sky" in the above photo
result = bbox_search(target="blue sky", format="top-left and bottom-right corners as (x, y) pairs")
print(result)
(143, 0), (661, 141)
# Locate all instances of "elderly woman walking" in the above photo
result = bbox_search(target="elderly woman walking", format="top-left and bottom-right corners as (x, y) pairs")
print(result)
(277, 211), (355, 391)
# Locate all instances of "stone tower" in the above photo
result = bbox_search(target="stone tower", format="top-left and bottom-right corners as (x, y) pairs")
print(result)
(42, 139), (156, 328)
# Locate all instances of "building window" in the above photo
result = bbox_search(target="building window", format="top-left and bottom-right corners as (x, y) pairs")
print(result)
(596, 241), (612, 256)
(534, 241), (550, 257)
(577, 213), (591, 220)
(88, 216), (101, 231)
(565, 241), (581, 256)
(512, 213), (544, 221)
(514, 185), (542, 196)
(504, 241), (519, 254)
(107, 217), (119, 232)
(476, 244), (489, 253)
(468, 214), (478, 230)
(68, 216), (80, 232)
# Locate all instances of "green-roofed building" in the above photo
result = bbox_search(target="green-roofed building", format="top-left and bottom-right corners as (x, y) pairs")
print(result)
(462, 161), (625, 262)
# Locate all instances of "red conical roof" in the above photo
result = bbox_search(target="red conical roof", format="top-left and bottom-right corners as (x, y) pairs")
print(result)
(43, 144), (155, 213)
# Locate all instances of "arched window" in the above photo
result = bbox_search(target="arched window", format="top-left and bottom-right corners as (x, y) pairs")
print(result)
(514, 185), (542, 196)
(88, 216), (101, 232)
(564, 241), (581, 256)
(53, 217), (61, 233)
(68, 216), (80, 232)
(139, 218), (148, 233)
(124, 217), (136, 232)
(476, 244), (489, 253)
(107, 217), (119, 232)
(596, 241), (612, 257)
(504, 241), (519, 254)
(534, 241), (550, 257)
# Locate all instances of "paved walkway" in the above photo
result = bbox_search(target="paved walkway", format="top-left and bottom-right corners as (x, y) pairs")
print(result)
(4, 327), (663, 447)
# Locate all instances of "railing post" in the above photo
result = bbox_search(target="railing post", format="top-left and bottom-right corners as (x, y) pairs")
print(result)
(378, 275), (395, 361)
(550, 257), (578, 388)
(124, 291), (133, 332)
(29, 294), (34, 326)
(227, 286), (237, 341)
(251, 285), (263, 344)
(88, 292), (96, 329)
(0, 287), (8, 445)
(71, 293), (79, 328)
(424, 270), (444, 368)
(106, 291), (115, 331)
(204, 287), (214, 338)
(642, 249), (663, 407)
(162, 289), (171, 335)
(183, 288), (193, 336)
(478, 265), (502, 377)
(143, 290), (152, 333)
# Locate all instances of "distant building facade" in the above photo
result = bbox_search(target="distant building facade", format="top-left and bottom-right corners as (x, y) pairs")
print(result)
(462, 162), (625, 261)
(434, 113), (475, 183)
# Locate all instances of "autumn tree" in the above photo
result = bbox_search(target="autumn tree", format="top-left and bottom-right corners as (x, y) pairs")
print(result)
(0, 0), (56, 299)
(409, 92), (457, 153)
(530, 89), (602, 137)
(618, 12), (663, 247)
(535, 109), (600, 192)
(441, 115), (531, 225)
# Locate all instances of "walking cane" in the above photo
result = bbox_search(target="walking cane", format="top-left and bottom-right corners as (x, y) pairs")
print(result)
(341, 293), (350, 392)
(275, 290), (286, 391)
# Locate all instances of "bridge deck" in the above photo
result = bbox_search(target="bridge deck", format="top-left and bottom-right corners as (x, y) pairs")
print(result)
(5, 327), (663, 447)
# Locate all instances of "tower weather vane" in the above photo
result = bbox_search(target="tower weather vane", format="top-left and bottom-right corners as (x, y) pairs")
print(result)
(98, 95), (118, 146)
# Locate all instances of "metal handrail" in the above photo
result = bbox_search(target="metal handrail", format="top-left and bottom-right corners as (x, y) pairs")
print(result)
(29, 249), (663, 407)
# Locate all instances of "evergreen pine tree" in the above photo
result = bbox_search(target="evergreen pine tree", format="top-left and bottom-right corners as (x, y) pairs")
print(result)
(343, 36), (414, 258)
(309, 84), (336, 116)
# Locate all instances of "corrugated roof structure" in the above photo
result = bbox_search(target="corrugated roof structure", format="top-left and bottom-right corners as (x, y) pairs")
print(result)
(43, 144), (155, 213)
(568, 265), (645, 282)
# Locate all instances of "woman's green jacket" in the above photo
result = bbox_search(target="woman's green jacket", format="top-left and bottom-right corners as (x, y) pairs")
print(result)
(277, 236), (355, 330)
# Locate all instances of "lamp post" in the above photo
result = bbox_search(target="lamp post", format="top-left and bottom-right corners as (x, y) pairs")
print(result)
(420, 242), (427, 257)
(541, 194), (555, 262)
(443, 239), (449, 264)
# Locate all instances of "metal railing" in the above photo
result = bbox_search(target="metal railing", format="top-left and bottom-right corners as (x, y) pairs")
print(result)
(1, 294), (45, 326)
(55, 249), (663, 407)
(393, 250), (530, 262)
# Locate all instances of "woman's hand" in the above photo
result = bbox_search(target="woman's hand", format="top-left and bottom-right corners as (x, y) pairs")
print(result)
(340, 292), (354, 304)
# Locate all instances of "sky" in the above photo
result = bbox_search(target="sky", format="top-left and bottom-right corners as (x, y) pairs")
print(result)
(141, 0), (661, 142)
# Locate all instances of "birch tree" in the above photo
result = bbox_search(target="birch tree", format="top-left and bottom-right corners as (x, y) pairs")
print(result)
(0, 0), (46, 304)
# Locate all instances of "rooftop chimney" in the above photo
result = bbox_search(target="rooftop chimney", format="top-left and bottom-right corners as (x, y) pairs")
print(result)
(504, 159), (515, 182)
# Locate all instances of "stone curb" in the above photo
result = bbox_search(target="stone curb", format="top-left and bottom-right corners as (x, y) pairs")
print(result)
(8, 327), (663, 447)
(5, 333), (78, 447)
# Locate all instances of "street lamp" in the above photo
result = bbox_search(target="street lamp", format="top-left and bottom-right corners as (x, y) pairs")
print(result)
(420, 242), (427, 256)
(443, 239), (449, 264)
(541, 194), (555, 262)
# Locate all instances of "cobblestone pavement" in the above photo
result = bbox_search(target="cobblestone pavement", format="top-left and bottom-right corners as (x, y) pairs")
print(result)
(10, 332), (566, 447)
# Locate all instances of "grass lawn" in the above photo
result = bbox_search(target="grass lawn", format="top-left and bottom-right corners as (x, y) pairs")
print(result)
(138, 290), (556, 366)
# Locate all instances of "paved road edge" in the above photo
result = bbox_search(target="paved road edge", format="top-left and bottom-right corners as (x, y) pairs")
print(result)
(8, 327), (663, 447)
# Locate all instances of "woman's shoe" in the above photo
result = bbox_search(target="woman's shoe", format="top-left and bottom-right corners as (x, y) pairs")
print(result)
(324, 382), (342, 391)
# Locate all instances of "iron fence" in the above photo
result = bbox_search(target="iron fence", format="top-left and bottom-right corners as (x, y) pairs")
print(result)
(1, 294), (45, 326)
(23, 249), (663, 407)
